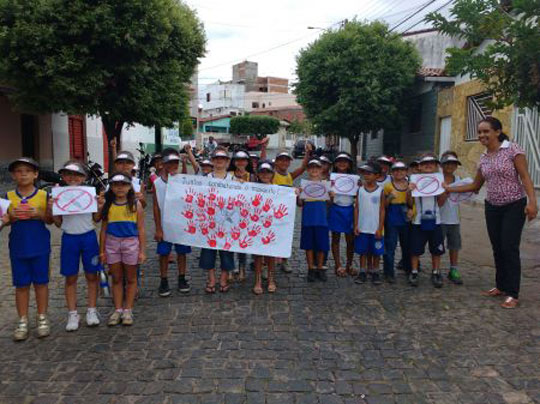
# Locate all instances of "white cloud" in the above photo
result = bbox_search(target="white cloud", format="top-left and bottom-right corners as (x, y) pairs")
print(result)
(187, 0), (450, 85)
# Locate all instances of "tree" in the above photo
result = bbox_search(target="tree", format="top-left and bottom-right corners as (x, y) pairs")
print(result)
(181, 117), (194, 138)
(287, 119), (313, 135)
(0, 0), (205, 170)
(426, 0), (540, 109)
(230, 115), (280, 138)
(294, 21), (421, 163)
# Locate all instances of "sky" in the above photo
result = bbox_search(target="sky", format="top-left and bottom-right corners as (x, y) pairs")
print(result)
(186, 0), (453, 88)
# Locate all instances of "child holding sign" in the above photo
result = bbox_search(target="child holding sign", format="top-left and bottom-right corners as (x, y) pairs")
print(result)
(52, 161), (103, 331)
(100, 173), (146, 326)
(354, 162), (385, 285)
(438, 151), (464, 285)
(408, 154), (446, 288)
(298, 158), (330, 282)
(329, 152), (356, 277)
(5, 157), (53, 341)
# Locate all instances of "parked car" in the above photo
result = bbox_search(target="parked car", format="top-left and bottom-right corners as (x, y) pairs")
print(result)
(292, 139), (314, 158)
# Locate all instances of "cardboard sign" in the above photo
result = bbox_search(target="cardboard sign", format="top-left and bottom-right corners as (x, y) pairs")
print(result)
(163, 175), (297, 258)
(331, 173), (360, 196)
(300, 180), (330, 200)
(0, 198), (11, 217)
(448, 178), (474, 204)
(410, 173), (445, 197)
(52, 186), (97, 216)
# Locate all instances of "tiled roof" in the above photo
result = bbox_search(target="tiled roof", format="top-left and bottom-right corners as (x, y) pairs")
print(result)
(417, 67), (447, 77)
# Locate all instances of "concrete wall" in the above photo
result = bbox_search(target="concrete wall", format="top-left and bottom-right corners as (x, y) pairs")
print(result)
(51, 113), (70, 171)
(199, 83), (245, 118)
(244, 92), (298, 111)
(403, 31), (466, 69)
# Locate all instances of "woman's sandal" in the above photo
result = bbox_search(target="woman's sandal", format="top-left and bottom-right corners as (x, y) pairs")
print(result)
(205, 283), (216, 294)
(501, 297), (519, 309)
(335, 267), (347, 277)
(219, 283), (230, 293)
(482, 288), (505, 297)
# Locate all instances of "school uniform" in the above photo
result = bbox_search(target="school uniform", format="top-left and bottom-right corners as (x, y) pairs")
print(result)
(377, 175), (391, 188)
(60, 213), (100, 277)
(105, 202), (140, 266)
(410, 196), (445, 256)
(300, 196), (330, 252)
(7, 188), (51, 287)
(328, 194), (354, 234)
(383, 182), (411, 275)
(273, 172), (293, 187)
(355, 186), (385, 256)
(440, 176), (462, 251)
(154, 176), (191, 255)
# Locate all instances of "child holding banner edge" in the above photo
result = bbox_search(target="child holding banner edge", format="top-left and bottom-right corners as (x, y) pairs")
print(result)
(100, 173), (146, 326)
(52, 161), (104, 331)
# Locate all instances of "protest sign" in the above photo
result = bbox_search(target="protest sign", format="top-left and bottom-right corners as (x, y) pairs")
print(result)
(330, 173), (360, 196)
(163, 175), (297, 258)
(52, 186), (97, 216)
(0, 198), (10, 217)
(300, 180), (330, 200)
(411, 173), (445, 197)
(448, 178), (474, 204)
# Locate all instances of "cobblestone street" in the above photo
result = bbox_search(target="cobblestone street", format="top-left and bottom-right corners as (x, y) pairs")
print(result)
(0, 196), (539, 404)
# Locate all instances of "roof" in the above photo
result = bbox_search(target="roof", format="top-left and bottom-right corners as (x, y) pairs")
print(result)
(417, 67), (447, 77)
(401, 28), (439, 37)
(199, 115), (232, 123)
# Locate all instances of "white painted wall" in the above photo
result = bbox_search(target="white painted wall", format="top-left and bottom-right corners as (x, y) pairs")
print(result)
(244, 92), (298, 111)
(51, 113), (70, 171)
(199, 82), (245, 117)
(86, 115), (105, 168)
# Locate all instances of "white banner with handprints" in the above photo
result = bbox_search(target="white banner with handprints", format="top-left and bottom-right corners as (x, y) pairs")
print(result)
(162, 175), (297, 258)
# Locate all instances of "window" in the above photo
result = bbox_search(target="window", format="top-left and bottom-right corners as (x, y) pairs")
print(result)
(262, 103), (266, 108)
(269, 102), (272, 106)
(466, 92), (493, 141)
(252, 102), (259, 109)
(206, 93), (211, 102)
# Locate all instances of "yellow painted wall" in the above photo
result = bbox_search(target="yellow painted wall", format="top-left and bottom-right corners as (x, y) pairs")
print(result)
(436, 79), (513, 179)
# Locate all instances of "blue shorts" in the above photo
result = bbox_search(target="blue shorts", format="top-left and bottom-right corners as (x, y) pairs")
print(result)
(10, 254), (50, 287)
(156, 241), (192, 256)
(410, 224), (445, 256)
(354, 233), (385, 256)
(61, 231), (101, 277)
(328, 204), (354, 234)
(300, 226), (330, 252)
(199, 248), (235, 271)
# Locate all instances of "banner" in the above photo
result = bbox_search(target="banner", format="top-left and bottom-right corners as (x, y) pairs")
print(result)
(300, 180), (330, 200)
(0, 198), (10, 216)
(52, 186), (97, 216)
(410, 173), (445, 197)
(330, 173), (360, 196)
(448, 178), (474, 204)
(163, 175), (297, 258)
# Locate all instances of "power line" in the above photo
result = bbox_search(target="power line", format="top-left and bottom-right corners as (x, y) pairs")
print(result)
(389, 0), (439, 32)
(400, 0), (454, 34)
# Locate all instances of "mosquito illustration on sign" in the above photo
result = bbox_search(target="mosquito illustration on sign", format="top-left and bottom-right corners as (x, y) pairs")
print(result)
(300, 180), (330, 200)
(330, 174), (360, 196)
(0, 198), (11, 217)
(448, 178), (474, 204)
(51, 186), (98, 216)
(410, 173), (445, 197)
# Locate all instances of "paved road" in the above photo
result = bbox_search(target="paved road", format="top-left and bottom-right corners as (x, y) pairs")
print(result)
(0, 160), (539, 404)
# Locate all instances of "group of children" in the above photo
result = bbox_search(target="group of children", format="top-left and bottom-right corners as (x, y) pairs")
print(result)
(1, 142), (464, 341)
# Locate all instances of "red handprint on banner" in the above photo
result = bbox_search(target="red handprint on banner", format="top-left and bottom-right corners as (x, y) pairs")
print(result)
(185, 220), (196, 234)
(239, 219), (248, 230)
(216, 226), (226, 239)
(230, 227), (241, 240)
(227, 196), (235, 210)
(197, 193), (206, 208)
(207, 235), (217, 248)
(235, 194), (247, 207)
(217, 196), (226, 209)
(197, 211), (206, 222)
(250, 208), (262, 222)
(251, 194), (262, 207)
(184, 187), (195, 204)
(200, 223), (209, 236)
(240, 207), (249, 218)
(208, 220), (216, 230)
(274, 204), (288, 219)
(182, 208), (194, 219)
(206, 205), (216, 216)
(261, 231), (276, 245)
(263, 217), (273, 228)
(262, 198), (273, 212)
(239, 236), (253, 249)
(223, 238), (232, 250)
(208, 187), (217, 202)
(248, 225), (261, 237)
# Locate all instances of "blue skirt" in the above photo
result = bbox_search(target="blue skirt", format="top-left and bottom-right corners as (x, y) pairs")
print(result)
(328, 204), (354, 234)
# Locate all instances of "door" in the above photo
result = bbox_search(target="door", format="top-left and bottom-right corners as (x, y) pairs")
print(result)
(439, 116), (452, 156)
(21, 114), (38, 158)
(68, 115), (86, 161)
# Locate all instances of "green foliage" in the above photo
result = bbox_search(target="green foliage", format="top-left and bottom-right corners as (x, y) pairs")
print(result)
(181, 117), (194, 138)
(426, 0), (540, 108)
(0, 0), (206, 131)
(287, 119), (312, 135)
(230, 115), (280, 135)
(294, 20), (421, 157)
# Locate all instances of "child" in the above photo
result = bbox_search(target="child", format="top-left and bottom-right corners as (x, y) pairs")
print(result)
(271, 143), (312, 273)
(383, 161), (413, 283)
(99, 173), (146, 326)
(354, 162), (385, 285)
(319, 155), (333, 180)
(199, 159), (214, 176)
(376, 156), (393, 187)
(408, 153), (446, 288)
(299, 158), (330, 282)
(52, 161), (102, 331)
(113, 151), (146, 208)
(252, 160), (277, 294)
(149, 152), (163, 190)
(153, 148), (192, 297)
(200, 148), (236, 293)
(182, 144), (200, 175)
(329, 152), (356, 277)
(438, 151), (464, 285)
(228, 149), (255, 282)
(6, 157), (53, 341)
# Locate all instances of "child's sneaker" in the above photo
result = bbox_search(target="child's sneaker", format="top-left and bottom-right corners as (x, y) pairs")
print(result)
(448, 268), (463, 285)
(178, 276), (191, 293)
(121, 310), (134, 326)
(371, 272), (382, 285)
(431, 272), (443, 288)
(318, 270), (328, 282)
(86, 308), (100, 327)
(65, 311), (80, 332)
(13, 316), (29, 342)
(354, 272), (367, 284)
(158, 278), (171, 297)
(409, 271), (419, 287)
(307, 269), (317, 282)
(36, 314), (51, 338)
(108, 310), (123, 326)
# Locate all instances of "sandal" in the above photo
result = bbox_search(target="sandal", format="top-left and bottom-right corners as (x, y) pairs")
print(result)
(267, 268), (276, 293)
(501, 297), (519, 309)
(347, 266), (358, 277)
(252, 286), (263, 295)
(335, 267), (347, 277)
(219, 283), (230, 293)
(482, 288), (505, 297)
(205, 283), (216, 294)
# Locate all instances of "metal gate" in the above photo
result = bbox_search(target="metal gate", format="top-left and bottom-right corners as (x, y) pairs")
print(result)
(513, 107), (540, 188)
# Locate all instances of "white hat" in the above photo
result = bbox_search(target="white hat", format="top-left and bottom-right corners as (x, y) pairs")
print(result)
(276, 152), (293, 160)
(109, 173), (132, 184)
(419, 155), (440, 164)
(59, 162), (86, 176)
(257, 162), (274, 172)
(200, 159), (213, 166)
(391, 161), (407, 170)
(162, 153), (180, 163)
(377, 156), (393, 165)
(211, 150), (230, 159)
(233, 151), (250, 159)
(335, 153), (353, 162)
(441, 155), (461, 165)
(319, 155), (332, 164)
(307, 159), (322, 167)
